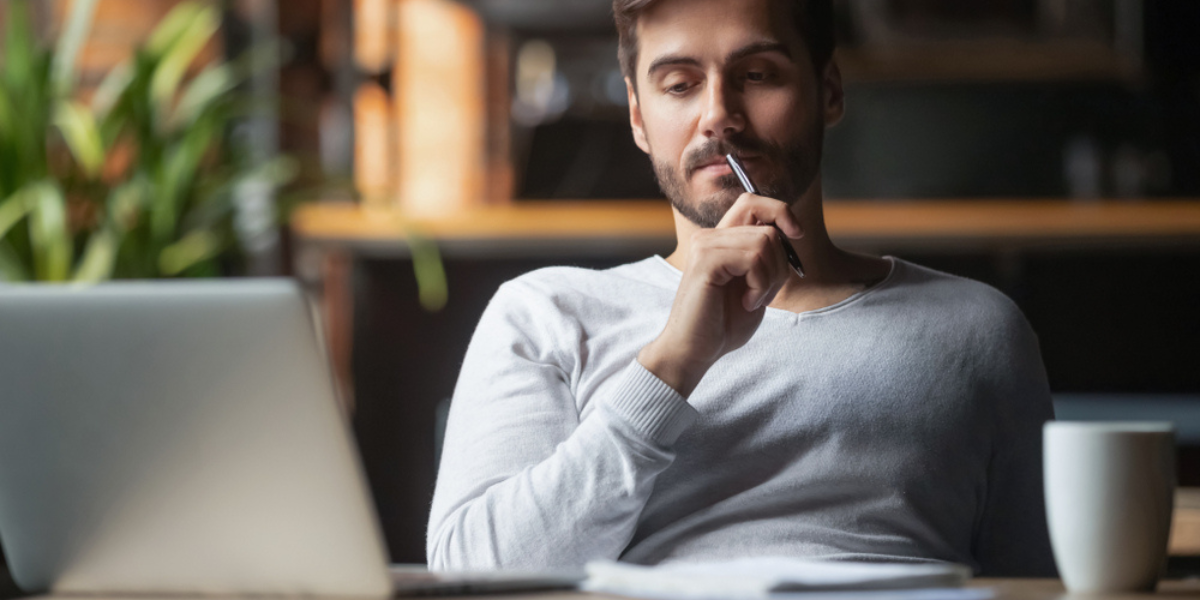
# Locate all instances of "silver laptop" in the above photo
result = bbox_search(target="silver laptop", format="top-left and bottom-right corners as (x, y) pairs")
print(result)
(0, 279), (580, 596)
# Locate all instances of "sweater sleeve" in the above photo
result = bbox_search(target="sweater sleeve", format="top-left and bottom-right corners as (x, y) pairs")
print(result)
(972, 305), (1058, 576)
(426, 280), (698, 571)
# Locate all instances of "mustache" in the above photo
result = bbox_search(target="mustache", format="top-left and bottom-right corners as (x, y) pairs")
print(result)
(684, 136), (777, 179)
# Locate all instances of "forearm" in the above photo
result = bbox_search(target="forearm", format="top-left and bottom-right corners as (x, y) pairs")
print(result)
(427, 363), (696, 570)
(637, 338), (713, 398)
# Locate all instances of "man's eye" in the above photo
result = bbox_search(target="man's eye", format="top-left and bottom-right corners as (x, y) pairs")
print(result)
(666, 82), (691, 94)
(746, 71), (768, 82)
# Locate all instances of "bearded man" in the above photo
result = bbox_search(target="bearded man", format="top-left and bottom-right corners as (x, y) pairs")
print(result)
(427, 0), (1056, 576)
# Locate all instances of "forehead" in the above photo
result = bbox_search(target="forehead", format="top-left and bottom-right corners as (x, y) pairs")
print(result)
(634, 0), (804, 73)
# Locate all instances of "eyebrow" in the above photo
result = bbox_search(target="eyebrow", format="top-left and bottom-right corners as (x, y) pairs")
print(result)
(726, 41), (792, 65)
(645, 41), (793, 80)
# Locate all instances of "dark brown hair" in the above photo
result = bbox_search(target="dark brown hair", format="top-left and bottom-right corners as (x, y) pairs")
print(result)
(613, 0), (835, 88)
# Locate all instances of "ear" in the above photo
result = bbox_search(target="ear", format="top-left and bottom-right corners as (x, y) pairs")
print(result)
(627, 77), (651, 154)
(821, 60), (845, 127)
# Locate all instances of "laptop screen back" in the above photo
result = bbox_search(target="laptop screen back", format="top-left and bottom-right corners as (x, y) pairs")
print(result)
(0, 279), (391, 596)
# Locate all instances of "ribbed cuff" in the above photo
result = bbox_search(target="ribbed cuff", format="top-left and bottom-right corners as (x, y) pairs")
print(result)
(602, 361), (698, 446)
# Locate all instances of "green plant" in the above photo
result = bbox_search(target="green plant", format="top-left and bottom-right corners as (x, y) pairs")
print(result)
(0, 0), (294, 282)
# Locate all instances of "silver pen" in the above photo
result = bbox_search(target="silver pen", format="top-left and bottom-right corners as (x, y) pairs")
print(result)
(725, 154), (805, 278)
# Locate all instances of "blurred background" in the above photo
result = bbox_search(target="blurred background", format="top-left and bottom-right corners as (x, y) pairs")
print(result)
(0, 0), (1197, 570)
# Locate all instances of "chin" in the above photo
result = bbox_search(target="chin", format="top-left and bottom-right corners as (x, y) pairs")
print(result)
(699, 188), (741, 212)
(673, 187), (741, 229)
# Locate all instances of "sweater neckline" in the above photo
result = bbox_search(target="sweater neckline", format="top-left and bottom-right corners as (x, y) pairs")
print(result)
(647, 254), (900, 318)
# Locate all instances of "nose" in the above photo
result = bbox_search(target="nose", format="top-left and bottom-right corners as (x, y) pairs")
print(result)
(698, 75), (745, 140)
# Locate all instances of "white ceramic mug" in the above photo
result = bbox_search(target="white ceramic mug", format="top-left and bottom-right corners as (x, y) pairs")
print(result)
(1043, 422), (1176, 593)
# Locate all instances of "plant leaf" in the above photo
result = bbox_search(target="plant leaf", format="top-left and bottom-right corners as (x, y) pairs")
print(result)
(0, 187), (34, 239)
(171, 62), (234, 128)
(73, 226), (118, 282)
(90, 59), (133, 120)
(407, 231), (448, 312)
(158, 229), (221, 275)
(0, 242), (29, 282)
(51, 0), (99, 96)
(107, 178), (146, 231)
(144, 2), (205, 57)
(0, 82), (13, 152)
(27, 182), (72, 281)
(152, 112), (217, 243)
(54, 100), (105, 178)
(150, 3), (220, 123)
(4, 1), (35, 91)
(2, 0), (52, 186)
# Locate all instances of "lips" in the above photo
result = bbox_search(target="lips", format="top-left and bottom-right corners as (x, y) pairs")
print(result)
(691, 161), (732, 180)
(689, 154), (762, 180)
(690, 155), (733, 177)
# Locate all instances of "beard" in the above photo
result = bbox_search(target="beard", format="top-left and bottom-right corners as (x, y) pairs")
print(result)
(651, 127), (822, 229)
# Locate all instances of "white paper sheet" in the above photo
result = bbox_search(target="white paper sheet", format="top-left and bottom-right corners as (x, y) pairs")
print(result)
(583, 557), (977, 600)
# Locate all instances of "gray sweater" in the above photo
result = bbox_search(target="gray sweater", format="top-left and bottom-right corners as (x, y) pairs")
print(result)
(427, 256), (1056, 576)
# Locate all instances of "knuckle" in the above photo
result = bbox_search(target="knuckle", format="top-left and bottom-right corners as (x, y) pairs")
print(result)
(756, 228), (774, 251)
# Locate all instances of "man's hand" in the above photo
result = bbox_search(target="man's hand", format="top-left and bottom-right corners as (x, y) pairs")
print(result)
(638, 193), (803, 396)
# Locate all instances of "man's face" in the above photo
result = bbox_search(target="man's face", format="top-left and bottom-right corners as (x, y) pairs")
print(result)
(626, 0), (842, 228)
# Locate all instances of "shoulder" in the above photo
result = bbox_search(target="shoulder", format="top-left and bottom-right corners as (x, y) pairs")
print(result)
(476, 257), (672, 340)
(889, 259), (1027, 325)
(883, 259), (1050, 402)
(879, 259), (1036, 347)
(493, 257), (673, 315)
(468, 258), (673, 379)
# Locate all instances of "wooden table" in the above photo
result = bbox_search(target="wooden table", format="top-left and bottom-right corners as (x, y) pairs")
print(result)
(463, 579), (1200, 599)
(972, 578), (1200, 598)
(452, 579), (1199, 599)
(14, 579), (1200, 599)
(1175, 488), (1200, 555)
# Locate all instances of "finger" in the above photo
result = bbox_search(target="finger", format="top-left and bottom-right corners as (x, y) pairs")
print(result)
(743, 230), (791, 310)
(700, 226), (791, 282)
(695, 229), (785, 311)
(697, 225), (788, 277)
(691, 225), (792, 300)
(694, 225), (781, 252)
(697, 225), (781, 263)
(715, 193), (770, 228)
(740, 249), (778, 311)
(717, 193), (804, 239)
(690, 234), (764, 275)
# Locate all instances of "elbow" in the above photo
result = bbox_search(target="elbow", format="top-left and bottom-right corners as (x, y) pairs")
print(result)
(426, 516), (499, 572)
(426, 522), (465, 571)
(426, 549), (453, 572)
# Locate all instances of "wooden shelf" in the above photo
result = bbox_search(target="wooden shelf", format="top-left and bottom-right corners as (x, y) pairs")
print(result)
(822, 200), (1200, 248)
(291, 199), (1200, 256)
(292, 200), (673, 243)
(837, 40), (1136, 83)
